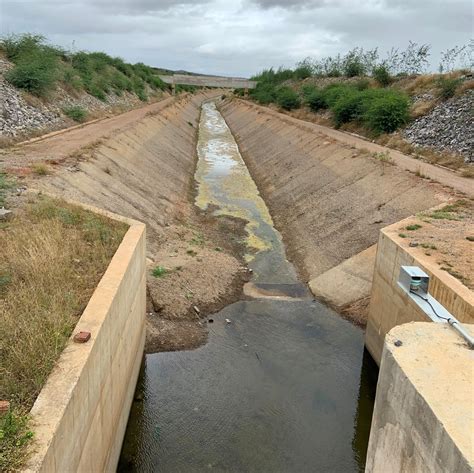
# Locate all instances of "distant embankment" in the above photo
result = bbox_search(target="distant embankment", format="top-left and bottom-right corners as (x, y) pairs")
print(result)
(159, 74), (257, 90)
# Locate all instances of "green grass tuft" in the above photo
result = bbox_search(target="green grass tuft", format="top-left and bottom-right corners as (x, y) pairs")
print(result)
(62, 106), (88, 123)
(151, 266), (167, 278)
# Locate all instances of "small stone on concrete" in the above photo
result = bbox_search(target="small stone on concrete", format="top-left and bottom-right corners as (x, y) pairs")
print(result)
(394, 339), (403, 347)
(225, 318), (232, 324)
(73, 331), (91, 343)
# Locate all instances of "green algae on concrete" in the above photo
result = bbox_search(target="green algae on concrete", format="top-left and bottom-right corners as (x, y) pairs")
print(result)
(195, 101), (273, 259)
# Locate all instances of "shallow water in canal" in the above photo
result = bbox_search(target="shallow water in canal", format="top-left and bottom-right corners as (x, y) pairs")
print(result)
(118, 102), (377, 472)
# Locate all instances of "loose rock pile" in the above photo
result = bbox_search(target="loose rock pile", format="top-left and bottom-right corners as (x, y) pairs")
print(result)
(404, 91), (474, 163)
(0, 79), (63, 138)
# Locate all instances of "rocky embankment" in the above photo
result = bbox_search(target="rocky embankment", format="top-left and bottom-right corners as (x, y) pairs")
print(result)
(0, 58), (165, 141)
(404, 91), (474, 163)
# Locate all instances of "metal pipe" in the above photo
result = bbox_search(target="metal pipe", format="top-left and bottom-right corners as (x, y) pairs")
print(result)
(448, 319), (474, 348)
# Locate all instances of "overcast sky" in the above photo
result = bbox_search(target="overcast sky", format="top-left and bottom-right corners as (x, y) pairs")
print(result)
(1, 0), (472, 77)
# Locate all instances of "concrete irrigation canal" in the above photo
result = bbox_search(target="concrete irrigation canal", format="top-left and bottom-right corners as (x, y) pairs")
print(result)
(118, 102), (378, 472)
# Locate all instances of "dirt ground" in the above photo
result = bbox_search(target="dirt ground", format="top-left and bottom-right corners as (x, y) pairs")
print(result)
(395, 199), (474, 290)
(145, 208), (250, 353)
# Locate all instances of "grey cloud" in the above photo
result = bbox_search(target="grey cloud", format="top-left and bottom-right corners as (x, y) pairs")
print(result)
(1, 0), (472, 77)
(247, 0), (334, 8)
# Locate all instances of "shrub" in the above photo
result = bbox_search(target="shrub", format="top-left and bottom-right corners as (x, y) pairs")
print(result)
(0, 34), (45, 61)
(5, 57), (57, 96)
(86, 83), (107, 101)
(300, 84), (317, 99)
(62, 106), (87, 122)
(63, 69), (83, 90)
(276, 87), (301, 110)
(363, 93), (410, 133)
(306, 89), (327, 112)
(373, 65), (392, 87)
(251, 83), (277, 104)
(437, 77), (460, 100)
(294, 64), (313, 80)
(322, 84), (355, 107)
(332, 91), (367, 126)
(344, 59), (365, 77)
(1, 34), (167, 102)
(136, 89), (148, 102)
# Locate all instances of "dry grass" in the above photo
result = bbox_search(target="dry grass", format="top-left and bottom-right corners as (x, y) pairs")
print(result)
(67, 139), (104, 161)
(30, 162), (50, 175)
(410, 98), (438, 119)
(0, 195), (128, 470)
(457, 79), (474, 95)
(461, 167), (474, 178)
(0, 136), (16, 149)
(375, 132), (468, 171)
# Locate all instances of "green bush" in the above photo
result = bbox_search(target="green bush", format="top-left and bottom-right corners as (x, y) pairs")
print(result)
(63, 69), (83, 90)
(344, 59), (365, 77)
(437, 77), (460, 100)
(251, 83), (277, 104)
(276, 87), (301, 110)
(306, 89), (327, 112)
(62, 106), (88, 122)
(86, 83), (106, 101)
(294, 64), (313, 80)
(5, 58), (57, 96)
(322, 84), (354, 107)
(1, 34), (46, 61)
(332, 91), (367, 126)
(363, 93), (410, 133)
(136, 90), (148, 101)
(373, 65), (392, 87)
(300, 84), (317, 98)
(1, 34), (168, 102)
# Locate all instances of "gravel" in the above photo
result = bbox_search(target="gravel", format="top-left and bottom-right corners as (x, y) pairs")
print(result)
(404, 91), (474, 163)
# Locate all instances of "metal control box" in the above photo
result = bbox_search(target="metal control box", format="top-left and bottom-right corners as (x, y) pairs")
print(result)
(398, 266), (429, 296)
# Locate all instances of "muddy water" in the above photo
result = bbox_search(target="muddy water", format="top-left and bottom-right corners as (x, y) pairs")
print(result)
(119, 102), (377, 472)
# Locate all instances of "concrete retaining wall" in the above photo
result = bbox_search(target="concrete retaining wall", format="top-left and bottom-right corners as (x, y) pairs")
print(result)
(365, 218), (474, 365)
(24, 211), (146, 473)
(366, 322), (474, 472)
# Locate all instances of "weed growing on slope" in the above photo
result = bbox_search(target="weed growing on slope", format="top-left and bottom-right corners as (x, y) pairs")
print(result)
(406, 224), (422, 231)
(62, 105), (88, 123)
(0, 172), (14, 208)
(152, 266), (167, 278)
(31, 163), (50, 176)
